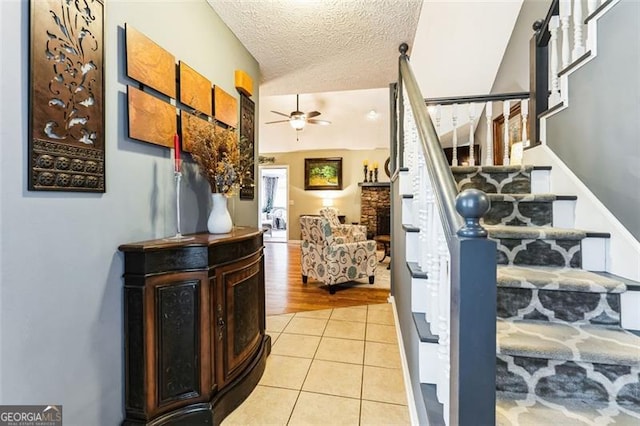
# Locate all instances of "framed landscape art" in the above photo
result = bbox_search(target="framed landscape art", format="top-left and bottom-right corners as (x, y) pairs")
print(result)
(304, 157), (343, 190)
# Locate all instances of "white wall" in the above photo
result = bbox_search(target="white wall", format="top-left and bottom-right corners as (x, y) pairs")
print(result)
(0, 0), (258, 423)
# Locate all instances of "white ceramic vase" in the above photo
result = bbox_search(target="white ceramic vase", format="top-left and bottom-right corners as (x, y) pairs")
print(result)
(207, 193), (233, 234)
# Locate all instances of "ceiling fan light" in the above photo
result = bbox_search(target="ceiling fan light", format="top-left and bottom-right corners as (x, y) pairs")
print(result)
(290, 116), (306, 130)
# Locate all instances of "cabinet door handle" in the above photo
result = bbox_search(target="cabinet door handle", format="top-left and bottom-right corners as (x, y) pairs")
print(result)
(217, 317), (225, 341)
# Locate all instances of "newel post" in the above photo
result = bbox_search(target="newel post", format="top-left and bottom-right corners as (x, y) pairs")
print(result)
(449, 189), (497, 426)
(530, 20), (549, 147)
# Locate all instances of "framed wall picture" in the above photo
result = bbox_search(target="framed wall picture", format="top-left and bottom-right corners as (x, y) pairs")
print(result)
(493, 103), (529, 165)
(125, 24), (176, 98)
(29, 0), (105, 192)
(304, 157), (343, 190)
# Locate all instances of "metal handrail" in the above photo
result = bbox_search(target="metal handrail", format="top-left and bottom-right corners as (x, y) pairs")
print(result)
(398, 43), (464, 245)
(424, 91), (530, 106)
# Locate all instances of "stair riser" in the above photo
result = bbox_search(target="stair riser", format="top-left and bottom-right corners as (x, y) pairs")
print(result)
(453, 169), (532, 194)
(497, 287), (621, 326)
(497, 355), (640, 409)
(484, 201), (553, 227)
(494, 238), (582, 268)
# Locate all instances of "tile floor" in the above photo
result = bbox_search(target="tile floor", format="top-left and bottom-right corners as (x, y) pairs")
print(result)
(222, 303), (411, 425)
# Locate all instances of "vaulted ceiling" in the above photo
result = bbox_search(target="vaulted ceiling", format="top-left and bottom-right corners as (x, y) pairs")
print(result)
(207, 0), (526, 153)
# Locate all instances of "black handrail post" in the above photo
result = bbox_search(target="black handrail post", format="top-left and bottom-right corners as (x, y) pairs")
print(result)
(530, 19), (549, 147)
(390, 82), (398, 175)
(398, 43), (408, 169)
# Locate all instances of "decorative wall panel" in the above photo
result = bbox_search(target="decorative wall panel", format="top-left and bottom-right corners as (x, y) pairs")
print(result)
(29, 0), (105, 192)
(179, 61), (212, 116)
(213, 86), (238, 128)
(239, 94), (255, 200)
(125, 24), (176, 98)
(180, 110), (216, 153)
(128, 86), (176, 148)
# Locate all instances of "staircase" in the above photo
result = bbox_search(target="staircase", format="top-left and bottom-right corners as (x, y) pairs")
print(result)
(445, 164), (640, 424)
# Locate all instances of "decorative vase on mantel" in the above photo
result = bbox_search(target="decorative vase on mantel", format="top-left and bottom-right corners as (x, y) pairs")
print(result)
(207, 192), (233, 234)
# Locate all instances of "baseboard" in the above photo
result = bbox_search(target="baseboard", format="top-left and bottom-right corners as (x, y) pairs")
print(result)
(390, 296), (420, 425)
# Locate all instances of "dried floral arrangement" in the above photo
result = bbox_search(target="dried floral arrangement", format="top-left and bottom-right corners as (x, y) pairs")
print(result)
(188, 119), (240, 195)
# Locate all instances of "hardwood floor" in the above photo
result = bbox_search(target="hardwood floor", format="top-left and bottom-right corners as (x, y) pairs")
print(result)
(264, 241), (390, 316)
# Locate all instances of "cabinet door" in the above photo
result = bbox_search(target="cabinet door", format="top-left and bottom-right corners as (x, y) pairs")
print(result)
(216, 253), (265, 384)
(144, 270), (212, 417)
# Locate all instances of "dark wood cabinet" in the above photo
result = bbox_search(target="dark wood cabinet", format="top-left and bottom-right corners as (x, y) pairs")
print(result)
(119, 228), (270, 425)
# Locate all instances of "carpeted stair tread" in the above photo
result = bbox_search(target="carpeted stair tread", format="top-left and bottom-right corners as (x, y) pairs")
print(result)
(487, 225), (586, 240)
(497, 265), (626, 293)
(452, 165), (534, 174)
(496, 391), (640, 425)
(487, 193), (558, 202)
(497, 319), (640, 366)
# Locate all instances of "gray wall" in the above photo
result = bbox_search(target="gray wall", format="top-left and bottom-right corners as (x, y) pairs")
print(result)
(475, 0), (551, 151)
(0, 1), (259, 423)
(546, 0), (640, 240)
(390, 179), (428, 425)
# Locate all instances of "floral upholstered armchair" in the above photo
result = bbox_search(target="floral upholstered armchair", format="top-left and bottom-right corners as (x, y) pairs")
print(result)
(300, 216), (377, 294)
(319, 207), (367, 242)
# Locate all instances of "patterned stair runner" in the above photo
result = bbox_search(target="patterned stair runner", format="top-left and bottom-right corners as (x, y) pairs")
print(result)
(451, 165), (640, 425)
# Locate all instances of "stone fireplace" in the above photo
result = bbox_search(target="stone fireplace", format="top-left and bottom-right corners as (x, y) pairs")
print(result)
(359, 183), (391, 239)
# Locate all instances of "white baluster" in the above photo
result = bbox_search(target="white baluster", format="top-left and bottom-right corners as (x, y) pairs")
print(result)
(484, 102), (493, 166)
(588, 0), (598, 15)
(502, 100), (510, 166)
(572, 0), (585, 60)
(521, 99), (529, 147)
(436, 231), (450, 423)
(417, 152), (427, 271)
(451, 103), (458, 166)
(560, 0), (572, 69)
(549, 16), (561, 106)
(468, 103), (476, 166)
(435, 105), (442, 135)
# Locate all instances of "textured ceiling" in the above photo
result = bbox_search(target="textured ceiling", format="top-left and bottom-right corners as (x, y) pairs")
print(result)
(207, 0), (424, 96)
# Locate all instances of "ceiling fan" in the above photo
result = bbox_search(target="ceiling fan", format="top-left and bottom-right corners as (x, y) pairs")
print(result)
(266, 94), (331, 131)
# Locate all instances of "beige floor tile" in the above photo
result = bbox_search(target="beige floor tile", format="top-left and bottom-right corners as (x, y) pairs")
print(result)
(364, 341), (401, 368)
(271, 333), (321, 358)
(362, 366), (407, 405)
(366, 323), (397, 344)
(295, 308), (333, 319)
(268, 332), (281, 345)
(288, 391), (360, 425)
(302, 359), (363, 398)
(367, 307), (395, 326)
(315, 337), (365, 365)
(368, 302), (392, 311)
(221, 385), (298, 426)
(283, 317), (328, 336)
(331, 306), (368, 322)
(259, 355), (312, 390)
(360, 400), (410, 425)
(324, 319), (366, 340)
(266, 313), (294, 333)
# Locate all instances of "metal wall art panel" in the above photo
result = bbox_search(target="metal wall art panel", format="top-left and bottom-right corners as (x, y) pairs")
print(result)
(180, 110), (215, 153)
(29, 0), (105, 192)
(179, 61), (212, 116)
(213, 86), (238, 128)
(239, 94), (255, 200)
(125, 24), (176, 98)
(128, 86), (177, 148)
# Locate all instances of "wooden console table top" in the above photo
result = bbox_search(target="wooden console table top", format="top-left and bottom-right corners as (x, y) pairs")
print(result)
(119, 226), (262, 252)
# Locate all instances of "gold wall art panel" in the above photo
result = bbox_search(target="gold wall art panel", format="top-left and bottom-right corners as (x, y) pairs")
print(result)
(128, 86), (177, 148)
(125, 24), (176, 98)
(179, 61), (212, 116)
(213, 86), (238, 128)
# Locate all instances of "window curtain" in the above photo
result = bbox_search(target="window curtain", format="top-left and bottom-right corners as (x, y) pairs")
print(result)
(263, 176), (278, 213)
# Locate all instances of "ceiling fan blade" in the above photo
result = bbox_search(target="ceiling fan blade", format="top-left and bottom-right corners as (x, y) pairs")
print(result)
(270, 110), (291, 118)
(265, 120), (290, 124)
(308, 119), (331, 126)
(306, 111), (321, 119)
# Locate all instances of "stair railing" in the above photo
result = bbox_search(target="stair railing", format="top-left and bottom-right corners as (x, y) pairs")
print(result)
(424, 93), (530, 166)
(531, 0), (614, 144)
(397, 43), (497, 426)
